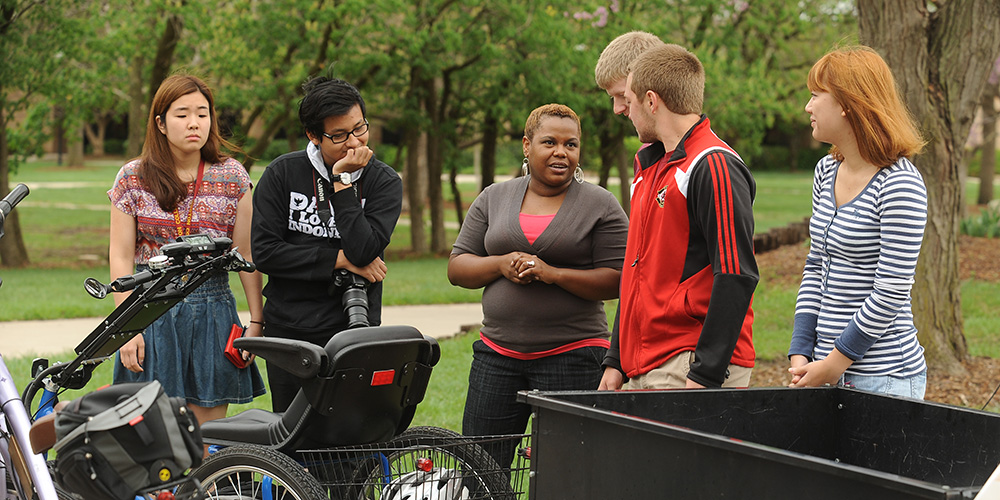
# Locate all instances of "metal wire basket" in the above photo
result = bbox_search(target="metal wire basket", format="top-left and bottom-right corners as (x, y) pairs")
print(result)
(300, 433), (530, 500)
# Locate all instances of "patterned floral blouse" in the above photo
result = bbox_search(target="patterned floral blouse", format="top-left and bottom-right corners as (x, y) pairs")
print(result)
(108, 157), (251, 264)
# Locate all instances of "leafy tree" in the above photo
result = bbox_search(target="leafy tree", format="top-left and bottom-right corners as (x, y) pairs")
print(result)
(1, 0), (87, 266)
(858, 0), (1000, 374)
(197, 0), (372, 169)
(355, 0), (548, 253)
(111, 0), (191, 158)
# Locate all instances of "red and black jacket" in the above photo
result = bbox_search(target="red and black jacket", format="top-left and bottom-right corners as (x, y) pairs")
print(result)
(608, 116), (757, 387)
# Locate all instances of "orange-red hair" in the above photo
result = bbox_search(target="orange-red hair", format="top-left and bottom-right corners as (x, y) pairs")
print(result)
(808, 46), (924, 166)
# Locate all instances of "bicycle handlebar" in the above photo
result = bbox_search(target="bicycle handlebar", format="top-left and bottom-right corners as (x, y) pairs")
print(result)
(25, 235), (256, 408)
(106, 252), (253, 293)
(88, 236), (253, 299)
(110, 269), (158, 293)
(0, 183), (29, 218)
(0, 184), (30, 239)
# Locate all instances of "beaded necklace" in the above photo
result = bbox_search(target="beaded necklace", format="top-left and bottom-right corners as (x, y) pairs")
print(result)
(173, 160), (205, 237)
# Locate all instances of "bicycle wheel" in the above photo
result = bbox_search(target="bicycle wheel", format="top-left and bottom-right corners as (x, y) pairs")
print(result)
(1, 438), (73, 500)
(349, 426), (515, 500)
(184, 445), (327, 500)
(48, 460), (81, 500)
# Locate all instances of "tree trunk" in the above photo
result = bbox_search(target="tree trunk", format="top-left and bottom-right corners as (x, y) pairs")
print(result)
(598, 116), (631, 214)
(450, 162), (463, 228)
(617, 132), (631, 216)
(0, 95), (30, 267)
(427, 131), (446, 253)
(146, 12), (184, 112)
(597, 115), (624, 186)
(978, 84), (998, 205)
(405, 127), (428, 254)
(67, 123), (85, 167)
(241, 110), (289, 170)
(479, 112), (498, 192)
(83, 114), (109, 157)
(597, 141), (612, 188)
(858, 0), (1000, 375)
(420, 76), (447, 254)
(126, 51), (146, 158)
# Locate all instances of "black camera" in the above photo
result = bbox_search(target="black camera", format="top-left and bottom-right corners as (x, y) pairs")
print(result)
(330, 269), (370, 329)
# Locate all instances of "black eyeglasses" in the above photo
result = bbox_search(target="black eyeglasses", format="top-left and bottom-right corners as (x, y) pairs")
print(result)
(322, 121), (369, 144)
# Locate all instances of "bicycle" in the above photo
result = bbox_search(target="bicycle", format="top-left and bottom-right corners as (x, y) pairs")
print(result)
(181, 280), (529, 499)
(0, 183), (254, 499)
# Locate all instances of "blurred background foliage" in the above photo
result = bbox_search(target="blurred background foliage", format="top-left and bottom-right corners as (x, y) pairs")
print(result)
(2, 0), (857, 253)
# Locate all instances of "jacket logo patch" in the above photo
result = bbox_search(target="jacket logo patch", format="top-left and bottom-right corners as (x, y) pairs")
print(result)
(656, 187), (667, 208)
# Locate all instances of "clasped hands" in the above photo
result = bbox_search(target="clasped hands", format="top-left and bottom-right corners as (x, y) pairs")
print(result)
(788, 350), (853, 388)
(503, 252), (548, 285)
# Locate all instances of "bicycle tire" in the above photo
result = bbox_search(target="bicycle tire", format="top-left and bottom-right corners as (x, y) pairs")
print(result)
(183, 445), (327, 500)
(348, 426), (516, 500)
(0, 423), (71, 500)
(47, 460), (80, 500)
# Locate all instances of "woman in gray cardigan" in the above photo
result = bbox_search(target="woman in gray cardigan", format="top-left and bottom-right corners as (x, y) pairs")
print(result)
(448, 103), (628, 466)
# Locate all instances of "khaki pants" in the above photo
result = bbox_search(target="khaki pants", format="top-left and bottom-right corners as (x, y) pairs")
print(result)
(628, 351), (752, 390)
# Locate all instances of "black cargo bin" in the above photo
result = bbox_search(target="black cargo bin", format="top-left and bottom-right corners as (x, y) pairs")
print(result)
(519, 387), (1000, 499)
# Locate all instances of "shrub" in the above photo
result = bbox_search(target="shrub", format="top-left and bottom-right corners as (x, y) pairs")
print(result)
(961, 203), (1000, 238)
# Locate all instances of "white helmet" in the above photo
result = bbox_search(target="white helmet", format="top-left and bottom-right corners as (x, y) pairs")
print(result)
(381, 468), (470, 500)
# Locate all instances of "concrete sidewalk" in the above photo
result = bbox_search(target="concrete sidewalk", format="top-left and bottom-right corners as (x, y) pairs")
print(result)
(0, 303), (483, 358)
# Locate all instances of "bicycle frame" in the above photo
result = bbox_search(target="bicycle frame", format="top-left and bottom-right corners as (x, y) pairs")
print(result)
(0, 183), (60, 499)
(1, 182), (250, 499)
(0, 355), (60, 500)
(2, 241), (249, 499)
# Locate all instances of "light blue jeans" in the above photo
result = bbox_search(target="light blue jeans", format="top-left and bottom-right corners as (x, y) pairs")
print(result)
(840, 370), (926, 399)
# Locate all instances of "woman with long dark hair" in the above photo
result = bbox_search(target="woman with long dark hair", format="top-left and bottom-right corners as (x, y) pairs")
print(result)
(109, 75), (265, 423)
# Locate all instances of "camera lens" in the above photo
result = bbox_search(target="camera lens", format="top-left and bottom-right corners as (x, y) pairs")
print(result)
(342, 287), (369, 328)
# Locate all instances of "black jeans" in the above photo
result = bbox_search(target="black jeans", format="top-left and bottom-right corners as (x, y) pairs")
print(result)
(462, 339), (605, 467)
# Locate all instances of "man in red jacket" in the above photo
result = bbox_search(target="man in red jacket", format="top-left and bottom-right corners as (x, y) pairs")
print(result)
(599, 44), (758, 390)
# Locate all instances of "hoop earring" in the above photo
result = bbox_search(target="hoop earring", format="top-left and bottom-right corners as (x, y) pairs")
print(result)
(521, 157), (529, 177)
(574, 165), (584, 183)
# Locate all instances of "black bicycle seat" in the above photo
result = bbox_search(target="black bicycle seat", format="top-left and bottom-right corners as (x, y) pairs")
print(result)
(201, 325), (440, 451)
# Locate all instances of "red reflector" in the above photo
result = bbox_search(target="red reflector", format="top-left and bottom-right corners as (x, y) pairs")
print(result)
(371, 369), (395, 386)
(417, 457), (433, 472)
(129, 415), (145, 426)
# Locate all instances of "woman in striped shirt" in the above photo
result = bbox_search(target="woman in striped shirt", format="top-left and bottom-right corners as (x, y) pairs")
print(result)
(788, 46), (928, 398)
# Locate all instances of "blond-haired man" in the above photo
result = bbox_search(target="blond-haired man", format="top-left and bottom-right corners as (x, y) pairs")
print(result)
(599, 44), (758, 391)
(594, 31), (666, 116)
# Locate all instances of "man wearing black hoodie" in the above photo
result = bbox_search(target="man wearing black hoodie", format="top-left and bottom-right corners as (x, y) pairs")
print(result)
(251, 77), (403, 411)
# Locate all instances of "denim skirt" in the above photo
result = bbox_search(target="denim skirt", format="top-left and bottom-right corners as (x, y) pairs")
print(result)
(113, 271), (266, 406)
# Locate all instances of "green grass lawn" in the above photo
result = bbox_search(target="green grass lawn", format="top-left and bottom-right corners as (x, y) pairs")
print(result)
(752, 171), (812, 232)
(4, 156), (1000, 426)
(1, 158), (815, 318)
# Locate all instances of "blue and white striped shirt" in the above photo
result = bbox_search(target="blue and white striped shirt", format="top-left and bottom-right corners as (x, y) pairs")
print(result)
(789, 155), (927, 377)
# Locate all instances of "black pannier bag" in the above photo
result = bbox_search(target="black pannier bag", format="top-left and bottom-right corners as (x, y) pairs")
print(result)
(53, 381), (203, 500)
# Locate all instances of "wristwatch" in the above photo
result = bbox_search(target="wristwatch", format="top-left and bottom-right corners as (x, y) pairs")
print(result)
(334, 172), (352, 185)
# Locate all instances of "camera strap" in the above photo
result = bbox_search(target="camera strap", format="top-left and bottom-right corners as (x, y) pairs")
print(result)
(312, 169), (361, 233)
(313, 170), (334, 230)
